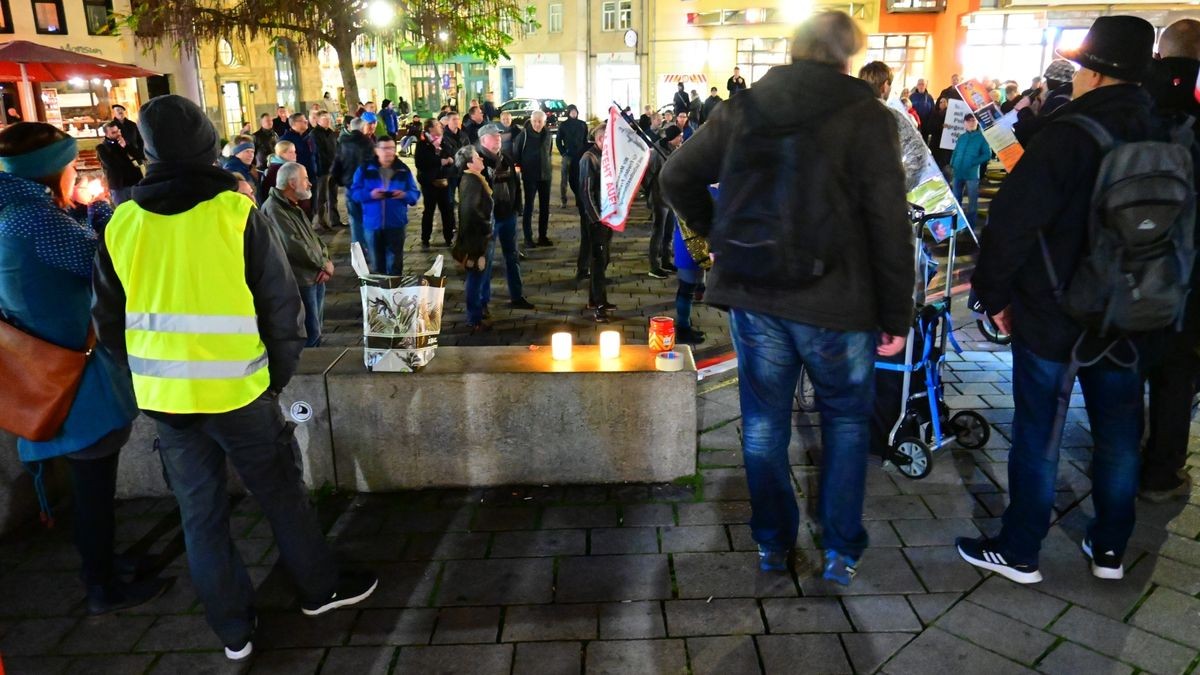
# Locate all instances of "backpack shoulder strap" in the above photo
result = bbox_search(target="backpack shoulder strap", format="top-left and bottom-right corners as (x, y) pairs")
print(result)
(1059, 114), (1115, 154)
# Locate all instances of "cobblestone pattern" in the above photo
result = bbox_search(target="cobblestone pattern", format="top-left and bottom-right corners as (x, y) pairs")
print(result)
(1, 347), (1198, 674)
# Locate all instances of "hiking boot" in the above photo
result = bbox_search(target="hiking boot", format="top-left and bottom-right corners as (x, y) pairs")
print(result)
(1139, 473), (1193, 503)
(301, 571), (379, 617)
(1081, 538), (1124, 580)
(758, 546), (789, 572)
(956, 536), (1042, 584)
(822, 550), (858, 586)
(86, 577), (172, 616)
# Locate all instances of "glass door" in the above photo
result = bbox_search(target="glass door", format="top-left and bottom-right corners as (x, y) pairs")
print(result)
(220, 81), (246, 140)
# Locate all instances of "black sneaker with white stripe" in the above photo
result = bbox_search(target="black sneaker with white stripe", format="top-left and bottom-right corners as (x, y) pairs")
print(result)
(1081, 538), (1124, 580)
(955, 536), (1043, 584)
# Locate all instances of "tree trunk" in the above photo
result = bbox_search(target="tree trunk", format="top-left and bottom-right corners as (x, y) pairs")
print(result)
(334, 38), (362, 112)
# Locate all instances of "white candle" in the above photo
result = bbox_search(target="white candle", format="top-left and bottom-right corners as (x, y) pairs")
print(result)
(599, 330), (621, 359)
(551, 332), (573, 361)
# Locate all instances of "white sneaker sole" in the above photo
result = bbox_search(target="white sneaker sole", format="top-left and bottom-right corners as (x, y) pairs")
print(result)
(302, 578), (379, 617)
(1081, 540), (1124, 580)
(225, 641), (253, 661)
(957, 544), (1043, 584)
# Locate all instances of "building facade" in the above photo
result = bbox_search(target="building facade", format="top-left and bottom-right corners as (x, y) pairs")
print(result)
(0, 0), (196, 136)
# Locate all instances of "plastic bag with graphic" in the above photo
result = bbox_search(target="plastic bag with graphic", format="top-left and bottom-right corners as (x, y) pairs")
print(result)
(351, 243), (447, 372)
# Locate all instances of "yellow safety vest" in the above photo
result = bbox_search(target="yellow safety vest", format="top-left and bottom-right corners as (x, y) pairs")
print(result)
(105, 191), (270, 414)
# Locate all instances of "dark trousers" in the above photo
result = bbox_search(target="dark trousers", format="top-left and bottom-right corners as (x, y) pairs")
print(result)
(588, 222), (613, 306)
(67, 426), (130, 587)
(155, 395), (339, 647)
(650, 207), (675, 271)
(577, 212), (592, 277)
(1144, 330), (1200, 490)
(299, 283), (326, 347)
(522, 176), (551, 243)
(312, 175), (334, 227)
(420, 182), (455, 245)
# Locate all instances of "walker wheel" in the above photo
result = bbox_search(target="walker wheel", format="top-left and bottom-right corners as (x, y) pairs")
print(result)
(795, 365), (817, 412)
(892, 438), (933, 480)
(950, 411), (990, 450)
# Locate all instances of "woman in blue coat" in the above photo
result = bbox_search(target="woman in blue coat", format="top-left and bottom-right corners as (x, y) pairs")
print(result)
(0, 123), (168, 615)
(350, 136), (420, 275)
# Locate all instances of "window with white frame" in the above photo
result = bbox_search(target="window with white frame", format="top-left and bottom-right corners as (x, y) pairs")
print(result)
(601, 0), (616, 31)
(618, 0), (632, 29)
(525, 6), (537, 34)
(864, 34), (928, 91)
(736, 37), (788, 84)
(549, 2), (563, 33)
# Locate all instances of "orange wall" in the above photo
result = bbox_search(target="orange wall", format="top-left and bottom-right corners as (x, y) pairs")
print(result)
(875, 0), (980, 91)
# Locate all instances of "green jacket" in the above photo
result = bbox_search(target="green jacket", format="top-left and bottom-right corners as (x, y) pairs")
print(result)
(261, 188), (329, 286)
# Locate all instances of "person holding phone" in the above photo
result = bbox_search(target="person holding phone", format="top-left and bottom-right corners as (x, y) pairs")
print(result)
(350, 136), (420, 275)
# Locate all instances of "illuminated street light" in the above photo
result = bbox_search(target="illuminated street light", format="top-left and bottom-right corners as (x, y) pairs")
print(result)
(438, 30), (450, 42)
(368, 0), (396, 27)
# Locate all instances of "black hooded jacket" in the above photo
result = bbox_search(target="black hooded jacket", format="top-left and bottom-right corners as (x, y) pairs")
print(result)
(972, 84), (1169, 361)
(556, 108), (589, 160)
(92, 162), (306, 422)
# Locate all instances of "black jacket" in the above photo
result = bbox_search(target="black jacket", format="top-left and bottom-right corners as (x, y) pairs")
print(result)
(660, 61), (914, 336)
(114, 118), (144, 162)
(279, 129), (319, 178)
(578, 144), (610, 243)
(441, 126), (469, 159)
(556, 117), (589, 160)
(311, 126), (338, 175)
(972, 84), (1168, 361)
(272, 116), (290, 137)
(514, 122), (554, 182)
(463, 119), (483, 145)
(453, 171), (494, 265)
(727, 76), (747, 97)
(92, 162), (305, 419)
(96, 138), (143, 189)
(1014, 83), (1074, 146)
(481, 144), (519, 220)
(673, 90), (690, 116)
(415, 137), (454, 184)
(702, 95), (722, 124)
(252, 127), (277, 170)
(332, 130), (375, 187)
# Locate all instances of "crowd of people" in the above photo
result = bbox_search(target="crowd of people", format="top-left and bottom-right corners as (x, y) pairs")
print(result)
(0, 6), (1197, 665)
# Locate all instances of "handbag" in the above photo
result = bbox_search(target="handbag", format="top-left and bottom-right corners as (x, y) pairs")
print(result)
(0, 314), (95, 441)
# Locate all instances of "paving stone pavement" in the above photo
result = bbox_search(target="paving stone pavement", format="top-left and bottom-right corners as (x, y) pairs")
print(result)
(1, 345), (1198, 674)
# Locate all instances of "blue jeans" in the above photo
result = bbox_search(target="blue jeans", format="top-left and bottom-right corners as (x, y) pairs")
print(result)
(347, 198), (367, 266)
(996, 342), (1143, 564)
(952, 178), (980, 227)
(155, 395), (338, 646)
(364, 226), (406, 276)
(730, 309), (875, 558)
(484, 214), (523, 304)
(466, 240), (495, 325)
(298, 283), (325, 347)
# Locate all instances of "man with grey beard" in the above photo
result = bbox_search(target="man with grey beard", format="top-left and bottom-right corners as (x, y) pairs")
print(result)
(262, 161), (333, 347)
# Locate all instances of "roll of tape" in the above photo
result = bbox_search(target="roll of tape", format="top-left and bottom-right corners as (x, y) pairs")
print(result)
(655, 350), (684, 372)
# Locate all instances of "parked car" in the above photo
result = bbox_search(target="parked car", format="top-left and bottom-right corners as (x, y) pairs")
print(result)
(498, 98), (568, 130)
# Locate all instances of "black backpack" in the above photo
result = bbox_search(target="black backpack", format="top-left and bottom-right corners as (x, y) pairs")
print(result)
(709, 93), (832, 288)
(1042, 114), (1196, 337)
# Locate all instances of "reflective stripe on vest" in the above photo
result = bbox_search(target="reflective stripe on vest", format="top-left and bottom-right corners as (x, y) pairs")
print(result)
(105, 192), (270, 414)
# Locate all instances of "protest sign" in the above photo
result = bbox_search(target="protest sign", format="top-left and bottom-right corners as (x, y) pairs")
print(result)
(955, 79), (1024, 171)
(599, 105), (651, 232)
(939, 99), (972, 151)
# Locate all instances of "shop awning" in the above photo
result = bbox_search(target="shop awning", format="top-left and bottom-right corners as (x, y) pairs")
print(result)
(0, 40), (159, 81)
(662, 74), (708, 83)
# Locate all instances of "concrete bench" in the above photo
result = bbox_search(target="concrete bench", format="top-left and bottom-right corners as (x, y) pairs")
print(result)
(1, 344), (697, 534)
(330, 345), (698, 490)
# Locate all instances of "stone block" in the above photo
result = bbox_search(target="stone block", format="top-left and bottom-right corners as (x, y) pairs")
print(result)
(114, 347), (346, 498)
(686, 636), (761, 675)
(757, 634), (850, 675)
(585, 639), (688, 675)
(328, 346), (697, 490)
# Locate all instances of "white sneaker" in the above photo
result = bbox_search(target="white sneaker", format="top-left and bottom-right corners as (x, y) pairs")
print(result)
(225, 640), (253, 661)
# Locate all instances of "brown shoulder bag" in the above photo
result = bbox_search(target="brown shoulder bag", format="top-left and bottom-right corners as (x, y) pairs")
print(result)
(0, 314), (95, 441)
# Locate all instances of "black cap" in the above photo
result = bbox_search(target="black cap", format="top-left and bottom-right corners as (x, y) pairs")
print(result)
(138, 94), (220, 164)
(1057, 16), (1155, 82)
(662, 125), (682, 141)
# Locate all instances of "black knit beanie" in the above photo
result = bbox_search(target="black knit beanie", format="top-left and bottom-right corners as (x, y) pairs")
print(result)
(137, 94), (220, 164)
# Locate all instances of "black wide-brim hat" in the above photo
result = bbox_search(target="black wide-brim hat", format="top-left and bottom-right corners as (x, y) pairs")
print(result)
(1056, 15), (1155, 82)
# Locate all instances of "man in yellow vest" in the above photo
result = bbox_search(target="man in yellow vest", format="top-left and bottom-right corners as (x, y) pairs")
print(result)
(92, 95), (377, 662)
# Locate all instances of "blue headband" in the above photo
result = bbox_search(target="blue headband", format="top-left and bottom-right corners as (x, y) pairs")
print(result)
(231, 142), (255, 156)
(0, 137), (78, 179)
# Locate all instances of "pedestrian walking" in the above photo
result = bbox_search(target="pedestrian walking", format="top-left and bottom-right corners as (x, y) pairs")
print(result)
(661, 11), (914, 586)
(92, 96), (377, 660)
(0, 122), (170, 616)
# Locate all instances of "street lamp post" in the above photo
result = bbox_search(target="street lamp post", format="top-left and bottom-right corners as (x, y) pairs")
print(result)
(369, 0), (396, 108)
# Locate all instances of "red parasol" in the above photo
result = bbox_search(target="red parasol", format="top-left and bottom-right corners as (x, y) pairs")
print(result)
(0, 40), (159, 82)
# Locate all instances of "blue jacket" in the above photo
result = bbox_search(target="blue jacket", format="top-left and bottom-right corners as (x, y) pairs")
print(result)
(350, 160), (421, 231)
(380, 108), (400, 136)
(949, 129), (991, 181)
(280, 129), (319, 178)
(0, 173), (137, 461)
